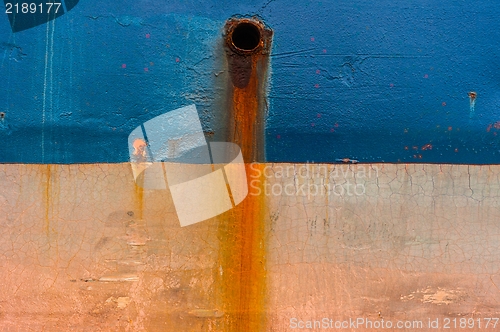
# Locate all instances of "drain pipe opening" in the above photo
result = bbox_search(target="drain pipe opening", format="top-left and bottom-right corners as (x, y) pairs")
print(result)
(231, 22), (261, 52)
(225, 18), (271, 55)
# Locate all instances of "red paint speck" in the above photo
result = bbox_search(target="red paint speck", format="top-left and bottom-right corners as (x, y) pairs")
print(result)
(448, 126), (452, 131)
(442, 102), (447, 106)
(311, 37), (315, 41)
(144, 67), (149, 72)
(317, 113), (321, 118)
(121, 64), (126, 68)
(424, 74), (428, 79)
(404, 146), (409, 150)
(322, 49), (327, 53)
(421, 143), (433, 150)
(146, 34), (150, 38)
(314, 84), (319, 88)
(494, 121), (500, 129)
(454, 148), (458, 153)
(316, 69), (320, 74)
(487, 124), (493, 132)
(276, 135), (281, 139)
(311, 123), (315, 127)
(330, 128), (335, 132)
(334, 123), (339, 128)
(390, 83), (394, 88)
(175, 58), (180, 63)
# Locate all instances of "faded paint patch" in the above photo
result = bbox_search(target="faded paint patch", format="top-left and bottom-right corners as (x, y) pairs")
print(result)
(105, 296), (131, 309)
(188, 308), (224, 318)
(401, 287), (468, 305)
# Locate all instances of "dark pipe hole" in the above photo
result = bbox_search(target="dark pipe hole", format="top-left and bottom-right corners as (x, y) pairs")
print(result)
(231, 23), (261, 51)
(0, 112), (5, 119)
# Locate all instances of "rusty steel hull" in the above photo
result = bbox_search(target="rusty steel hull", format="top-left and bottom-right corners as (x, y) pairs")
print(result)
(2, 1), (500, 331)
(0, 163), (498, 330)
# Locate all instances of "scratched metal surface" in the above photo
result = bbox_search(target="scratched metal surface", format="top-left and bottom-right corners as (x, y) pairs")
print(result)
(1, 1), (499, 163)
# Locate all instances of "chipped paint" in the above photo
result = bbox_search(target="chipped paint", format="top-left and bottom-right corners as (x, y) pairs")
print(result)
(402, 287), (467, 306)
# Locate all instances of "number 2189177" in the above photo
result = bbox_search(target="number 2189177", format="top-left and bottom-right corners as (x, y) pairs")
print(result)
(5, 3), (62, 14)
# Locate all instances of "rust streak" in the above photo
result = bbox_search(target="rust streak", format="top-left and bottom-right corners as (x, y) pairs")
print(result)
(217, 165), (267, 331)
(225, 17), (272, 163)
(43, 164), (51, 235)
(42, 164), (60, 265)
(134, 179), (144, 222)
(216, 17), (272, 331)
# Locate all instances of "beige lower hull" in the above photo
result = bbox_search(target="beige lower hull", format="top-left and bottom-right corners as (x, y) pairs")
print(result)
(0, 163), (498, 331)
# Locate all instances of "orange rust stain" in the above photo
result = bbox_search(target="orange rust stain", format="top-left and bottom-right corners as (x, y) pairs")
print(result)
(217, 165), (267, 331)
(224, 18), (272, 163)
(131, 139), (146, 218)
(42, 164), (54, 236)
(134, 180), (144, 221)
(216, 17), (272, 331)
(132, 138), (148, 161)
(231, 62), (262, 162)
(41, 164), (60, 261)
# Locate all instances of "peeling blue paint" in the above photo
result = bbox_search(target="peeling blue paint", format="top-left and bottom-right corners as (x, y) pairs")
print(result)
(1, 0), (500, 163)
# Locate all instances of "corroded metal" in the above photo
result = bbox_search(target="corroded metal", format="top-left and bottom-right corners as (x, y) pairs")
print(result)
(223, 17), (273, 162)
(215, 17), (273, 332)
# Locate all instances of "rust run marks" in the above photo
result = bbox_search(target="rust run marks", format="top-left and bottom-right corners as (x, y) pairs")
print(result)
(216, 17), (272, 331)
(224, 17), (272, 163)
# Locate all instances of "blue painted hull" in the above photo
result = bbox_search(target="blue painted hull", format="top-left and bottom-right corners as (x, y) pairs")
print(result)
(1, 0), (499, 163)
